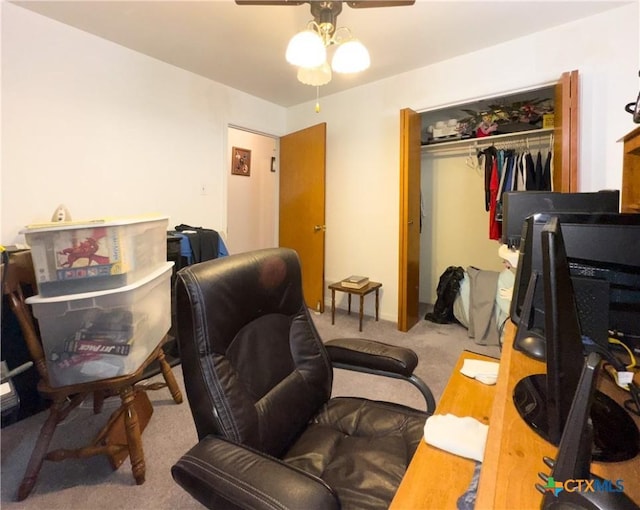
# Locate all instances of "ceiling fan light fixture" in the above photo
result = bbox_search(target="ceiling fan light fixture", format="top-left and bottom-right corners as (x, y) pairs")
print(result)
(285, 29), (326, 68)
(331, 38), (370, 73)
(297, 61), (332, 86)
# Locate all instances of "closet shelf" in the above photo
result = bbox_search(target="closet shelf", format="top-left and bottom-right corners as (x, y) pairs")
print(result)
(421, 127), (554, 153)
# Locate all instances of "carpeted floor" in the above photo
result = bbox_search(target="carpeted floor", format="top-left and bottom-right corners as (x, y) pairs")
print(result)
(0, 307), (501, 509)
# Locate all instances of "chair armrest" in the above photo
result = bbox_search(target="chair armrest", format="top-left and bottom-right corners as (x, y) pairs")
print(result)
(171, 435), (340, 510)
(325, 338), (418, 376)
(325, 337), (436, 413)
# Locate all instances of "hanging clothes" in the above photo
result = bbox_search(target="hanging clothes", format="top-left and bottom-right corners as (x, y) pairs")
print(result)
(475, 135), (553, 241)
(525, 151), (537, 190)
(542, 149), (552, 191)
(534, 151), (544, 190)
(481, 146), (497, 212)
(489, 156), (501, 240)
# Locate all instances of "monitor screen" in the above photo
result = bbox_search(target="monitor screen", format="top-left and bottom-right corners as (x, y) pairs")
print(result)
(510, 212), (640, 361)
(501, 190), (620, 249)
(541, 217), (586, 441)
(541, 352), (639, 507)
(513, 217), (639, 462)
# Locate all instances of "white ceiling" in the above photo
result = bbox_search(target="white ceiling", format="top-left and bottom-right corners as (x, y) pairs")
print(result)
(12, 0), (630, 107)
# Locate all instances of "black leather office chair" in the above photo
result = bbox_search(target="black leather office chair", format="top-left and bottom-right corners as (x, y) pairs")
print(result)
(171, 248), (435, 510)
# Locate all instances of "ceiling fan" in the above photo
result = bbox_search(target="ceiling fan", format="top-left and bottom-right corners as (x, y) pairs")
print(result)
(236, 0), (416, 98)
(235, 1), (416, 33)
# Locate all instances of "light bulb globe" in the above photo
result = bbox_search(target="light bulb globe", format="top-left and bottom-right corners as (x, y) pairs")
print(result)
(297, 61), (332, 86)
(331, 39), (370, 73)
(286, 30), (326, 68)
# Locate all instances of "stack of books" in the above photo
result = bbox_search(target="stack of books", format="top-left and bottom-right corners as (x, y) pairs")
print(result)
(341, 275), (369, 289)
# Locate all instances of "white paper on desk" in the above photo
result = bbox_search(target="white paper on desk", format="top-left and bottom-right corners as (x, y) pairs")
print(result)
(460, 359), (499, 385)
(423, 414), (489, 462)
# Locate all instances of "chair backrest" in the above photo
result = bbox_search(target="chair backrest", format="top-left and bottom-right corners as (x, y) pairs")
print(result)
(175, 247), (333, 458)
(2, 251), (50, 383)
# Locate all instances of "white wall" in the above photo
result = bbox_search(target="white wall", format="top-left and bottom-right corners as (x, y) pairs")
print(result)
(2, 3), (638, 324)
(227, 128), (278, 254)
(0, 3), (286, 244)
(419, 150), (507, 304)
(287, 3), (639, 322)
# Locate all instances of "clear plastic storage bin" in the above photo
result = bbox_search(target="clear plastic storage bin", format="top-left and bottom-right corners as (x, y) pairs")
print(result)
(26, 262), (173, 387)
(21, 216), (168, 297)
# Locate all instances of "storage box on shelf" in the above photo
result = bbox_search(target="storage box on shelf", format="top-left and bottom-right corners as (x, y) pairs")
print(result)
(26, 262), (173, 387)
(21, 216), (168, 297)
(420, 86), (555, 148)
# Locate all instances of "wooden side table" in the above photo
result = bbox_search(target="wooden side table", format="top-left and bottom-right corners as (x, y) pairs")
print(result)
(328, 281), (382, 332)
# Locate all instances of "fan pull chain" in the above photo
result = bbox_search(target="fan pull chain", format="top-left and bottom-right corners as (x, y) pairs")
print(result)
(315, 86), (321, 113)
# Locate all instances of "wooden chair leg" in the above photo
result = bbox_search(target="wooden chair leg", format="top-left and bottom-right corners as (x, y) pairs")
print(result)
(93, 390), (106, 414)
(17, 392), (88, 501)
(157, 348), (183, 404)
(17, 400), (64, 501)
(119, 386), (145, 485)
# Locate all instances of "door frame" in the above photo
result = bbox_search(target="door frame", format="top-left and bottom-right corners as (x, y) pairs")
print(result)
(398, 71), (579, 331)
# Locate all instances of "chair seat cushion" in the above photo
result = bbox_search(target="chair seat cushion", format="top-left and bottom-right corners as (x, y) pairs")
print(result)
(283, 397), (427, 510)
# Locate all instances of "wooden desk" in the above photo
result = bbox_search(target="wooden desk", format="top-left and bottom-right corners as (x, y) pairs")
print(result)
(390, 350), (498, 509)
(328, 281), (382, 332)
(475, 321), (640, 509)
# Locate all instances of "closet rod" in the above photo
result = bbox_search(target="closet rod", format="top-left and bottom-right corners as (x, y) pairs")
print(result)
(421, 127), (554, 154)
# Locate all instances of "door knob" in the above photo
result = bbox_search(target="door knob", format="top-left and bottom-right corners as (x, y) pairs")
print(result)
(313, 225), (326, 232)
(408, 220), (414, 225)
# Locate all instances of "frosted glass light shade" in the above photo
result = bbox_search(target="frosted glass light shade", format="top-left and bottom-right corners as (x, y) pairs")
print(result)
(285, 30), (326, 68)
(331, 39), (370, 73)
(297, 62), (332, 86)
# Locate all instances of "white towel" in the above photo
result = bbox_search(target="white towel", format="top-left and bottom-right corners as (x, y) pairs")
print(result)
(423, 414), (489, 462)
(460, 359), (500, 385)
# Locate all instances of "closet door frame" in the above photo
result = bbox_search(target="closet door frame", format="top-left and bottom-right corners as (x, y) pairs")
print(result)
(397, 70), (579, 331)
(554, 70), (579, 192)
(398, 108), (422, 332)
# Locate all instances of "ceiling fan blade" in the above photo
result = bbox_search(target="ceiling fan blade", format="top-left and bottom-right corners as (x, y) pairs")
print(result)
(346, 1), (415, 7)
(235, 1), (306, 6)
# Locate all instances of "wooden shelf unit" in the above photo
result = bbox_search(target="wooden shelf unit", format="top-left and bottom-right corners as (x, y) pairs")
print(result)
(422, 127), (554, 153)
(620, 125), (640, 212)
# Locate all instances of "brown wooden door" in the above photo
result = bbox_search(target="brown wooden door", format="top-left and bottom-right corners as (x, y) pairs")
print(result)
(279, 123), (326, 312)
(398, 108), (421, 332)
(554, 69), (579, 191)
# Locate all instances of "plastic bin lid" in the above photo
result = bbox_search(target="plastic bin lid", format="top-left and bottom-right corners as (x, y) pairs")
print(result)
(20, 214), (169, 234)
(26, 262), (174, 305)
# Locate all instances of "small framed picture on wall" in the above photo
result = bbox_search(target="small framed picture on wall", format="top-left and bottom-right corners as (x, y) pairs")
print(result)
(232, 147), (251, 176)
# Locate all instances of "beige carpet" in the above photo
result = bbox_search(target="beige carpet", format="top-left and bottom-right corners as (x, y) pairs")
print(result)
(0, 308), (501, 509)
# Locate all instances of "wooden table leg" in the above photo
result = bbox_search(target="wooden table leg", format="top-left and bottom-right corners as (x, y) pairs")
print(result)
(348, 294), (352, 315)
(375, 288), (380, 322)
(331, 289), (336, 325)
(359, 295), (364, 332)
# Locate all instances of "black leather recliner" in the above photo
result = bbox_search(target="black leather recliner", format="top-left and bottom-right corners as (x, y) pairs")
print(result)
(171, 248), (436, 510)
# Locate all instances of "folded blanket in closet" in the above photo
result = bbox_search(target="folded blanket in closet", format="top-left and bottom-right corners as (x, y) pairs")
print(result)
(466, 267), (500, 346)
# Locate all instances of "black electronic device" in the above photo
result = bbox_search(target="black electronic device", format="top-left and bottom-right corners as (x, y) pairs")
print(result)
(537, 352), (638, 509)
(513, 217), (639, 462)
(501, 190), (620, 249)
(511, 212), (640, 361)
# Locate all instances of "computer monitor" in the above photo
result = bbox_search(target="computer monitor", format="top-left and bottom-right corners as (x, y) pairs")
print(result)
(513, 217), (639, 462)
(501, 190), (620, 249)
(539, 352), (638, 509)
(510, 212), (640, 361)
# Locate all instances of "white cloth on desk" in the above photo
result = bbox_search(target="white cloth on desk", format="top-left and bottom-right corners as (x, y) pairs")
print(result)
(460, 359), (500, 385)
(423, 414), (489, 462)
